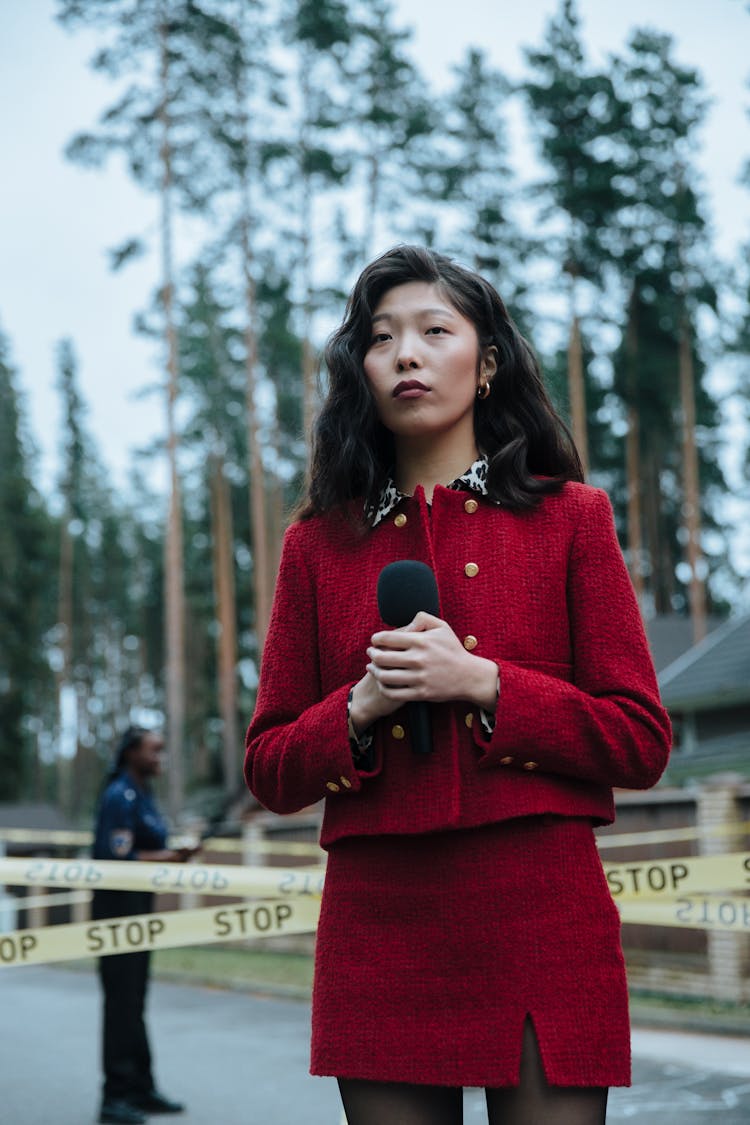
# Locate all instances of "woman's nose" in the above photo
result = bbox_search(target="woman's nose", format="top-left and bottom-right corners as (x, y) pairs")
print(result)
(396, 341), (422, 371)
(396, 355), (421, 371)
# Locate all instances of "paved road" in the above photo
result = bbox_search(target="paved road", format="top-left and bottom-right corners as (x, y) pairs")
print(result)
(1, 966), (748, 1124)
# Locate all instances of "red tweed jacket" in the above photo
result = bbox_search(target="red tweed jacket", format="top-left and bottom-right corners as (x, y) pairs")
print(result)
(244, 481), (671, 848)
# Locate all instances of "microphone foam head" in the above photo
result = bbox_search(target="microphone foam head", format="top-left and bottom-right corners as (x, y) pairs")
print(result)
(377, 561), (439, 627)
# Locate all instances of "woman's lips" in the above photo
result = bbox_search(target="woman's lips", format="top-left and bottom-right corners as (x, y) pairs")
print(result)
(393, 380), (429, 398)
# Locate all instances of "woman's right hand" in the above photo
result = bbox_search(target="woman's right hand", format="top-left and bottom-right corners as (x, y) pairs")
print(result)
(348, 670), (402, 736)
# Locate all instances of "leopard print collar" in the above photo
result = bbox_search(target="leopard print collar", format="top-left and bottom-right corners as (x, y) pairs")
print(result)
(369, 457), (490, 526)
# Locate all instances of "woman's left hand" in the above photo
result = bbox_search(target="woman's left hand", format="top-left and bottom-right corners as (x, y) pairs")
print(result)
(366, 612), (498, 709)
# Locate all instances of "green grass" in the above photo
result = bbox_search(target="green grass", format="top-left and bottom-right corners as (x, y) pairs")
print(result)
(151, 944), (314, 996)
(148, 948), (750, 1035)
(61, 947), (750, 1034)
(629, 990), (750, 1033)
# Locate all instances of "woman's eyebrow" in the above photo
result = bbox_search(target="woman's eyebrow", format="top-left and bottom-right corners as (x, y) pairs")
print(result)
(371, 306), (457, 325)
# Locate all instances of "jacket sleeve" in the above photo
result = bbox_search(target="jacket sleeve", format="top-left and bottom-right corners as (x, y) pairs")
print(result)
(244, 524), (370, 814)
(95, 788), (138, 860)
(474, 488), (671, 789)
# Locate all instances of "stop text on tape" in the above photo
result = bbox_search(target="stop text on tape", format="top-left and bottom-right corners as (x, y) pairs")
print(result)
(0, 895), (322, 968)
(602, 852), (750, 899)
(0, 856), (326, 899)
(619, 894), (750, 933)
(3, 852), (750, 902)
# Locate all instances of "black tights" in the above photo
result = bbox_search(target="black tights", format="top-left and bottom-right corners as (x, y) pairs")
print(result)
(337, 1019), (609, 1125)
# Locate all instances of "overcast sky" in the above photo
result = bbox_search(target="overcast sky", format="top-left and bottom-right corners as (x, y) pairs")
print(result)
(1, 0), (749, 498)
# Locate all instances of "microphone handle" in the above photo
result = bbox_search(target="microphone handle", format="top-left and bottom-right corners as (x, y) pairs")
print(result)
(408, 701), (432, 755)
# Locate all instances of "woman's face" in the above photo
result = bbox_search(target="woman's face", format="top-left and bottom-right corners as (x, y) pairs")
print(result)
(363, 281), (495, 445)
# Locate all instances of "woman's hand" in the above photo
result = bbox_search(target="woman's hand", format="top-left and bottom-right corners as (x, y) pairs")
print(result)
(349, 612), (498, 734)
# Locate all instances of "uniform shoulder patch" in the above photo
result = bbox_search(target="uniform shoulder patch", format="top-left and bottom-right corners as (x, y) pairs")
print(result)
(109, 829), (134, 858)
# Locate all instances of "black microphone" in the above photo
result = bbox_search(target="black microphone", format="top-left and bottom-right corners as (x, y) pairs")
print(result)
(377, 561), (440, 754)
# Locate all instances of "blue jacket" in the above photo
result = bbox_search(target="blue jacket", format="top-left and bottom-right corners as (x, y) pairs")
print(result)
(93, 771), (168, 861)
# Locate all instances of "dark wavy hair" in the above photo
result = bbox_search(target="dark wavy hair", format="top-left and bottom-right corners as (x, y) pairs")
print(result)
(300, 245), (583, 523)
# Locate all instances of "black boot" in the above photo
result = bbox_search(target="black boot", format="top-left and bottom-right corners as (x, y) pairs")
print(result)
(99, 1099), (147, 1125)
(130, 1089), (186, 1114)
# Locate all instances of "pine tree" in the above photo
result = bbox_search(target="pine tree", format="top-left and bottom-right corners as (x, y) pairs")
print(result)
(254, 262), (306, 570)
(55, 339), (88, 812)
(53, 339), (153, 814)
(730, 244), (750, 496)
(58, 0), (242, 814)
(0, 329), (54, 800)
(416, 47), (532, 328)
(346, 0), (432, 257)
(728, 34), (750, 562)
(523, 0), (629, 473)
(178, 265), (245, 794)
(276, 0), (353, 438)
(206, 0), (285, 650)
(609, 29), (726, 628)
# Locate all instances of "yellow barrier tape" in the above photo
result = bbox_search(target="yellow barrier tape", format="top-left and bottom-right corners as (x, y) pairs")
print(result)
(3, 851), (750, 901)
(4, 888), (748, 970)
(0, 897), (321, 968)
(0, 829), (91, 846)
(0, 827), (323, 858)
(619, 895), (750, 933)
(597, 822), (750, 849)
(9, 822), (750, 858)
(0, 857), (326, 899)
(11, 890), (91, 911)
(200, 838), (323, 857)
(3, 860), (750, 969)
(603, 852), (750, 899)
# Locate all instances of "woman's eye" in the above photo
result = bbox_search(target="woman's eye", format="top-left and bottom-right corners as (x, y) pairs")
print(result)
(426, 326), (446, 335)
(371, 332), (390, 344)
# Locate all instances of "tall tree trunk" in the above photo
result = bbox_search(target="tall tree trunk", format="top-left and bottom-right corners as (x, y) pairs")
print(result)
(567, 315), (588, 474)
(679, 311), (707, 643)
(624, 288), (645, 607)
(159, 18), (186, 818)
(299, 63), (317, 446)
(266, 412), (285, 584)
(364, 150), (378, 258)
(643, 453), (663, 613)
(209, 456), (240, 795)
(566, 280), (588, 476)
(56, 519), (74, 813)
(233, 19), (272, 653)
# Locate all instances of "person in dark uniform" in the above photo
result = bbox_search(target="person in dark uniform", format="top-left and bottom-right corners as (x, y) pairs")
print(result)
(92, 725), (198, 1125)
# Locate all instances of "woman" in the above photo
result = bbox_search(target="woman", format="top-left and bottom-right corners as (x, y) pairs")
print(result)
(244, 245), (671, 1125)
(92, 726), (196, 1125)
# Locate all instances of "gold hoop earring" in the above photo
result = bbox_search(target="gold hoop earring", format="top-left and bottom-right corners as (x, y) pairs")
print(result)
(476, 380), (491, 400)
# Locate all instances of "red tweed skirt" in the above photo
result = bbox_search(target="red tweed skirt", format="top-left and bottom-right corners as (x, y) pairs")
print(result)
(311, 815), (629, 1088)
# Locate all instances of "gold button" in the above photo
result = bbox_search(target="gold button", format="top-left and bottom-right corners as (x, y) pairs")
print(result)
(464, 498), (478, 514)
(391, 724), (405, 740)
(500, 756), (514, 766)
(463, 635), (478, 651)
(326, 781), (341, 792)
(394, 513), (407, 527)
(464, 712), (474, 729)
(339, 776), (352, 789)
(464, 562), (479, 578)
(523, 761), (538, 771)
